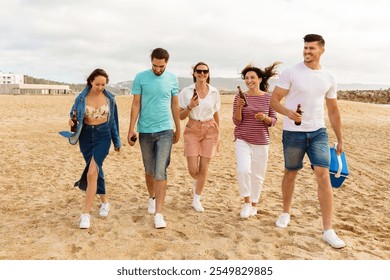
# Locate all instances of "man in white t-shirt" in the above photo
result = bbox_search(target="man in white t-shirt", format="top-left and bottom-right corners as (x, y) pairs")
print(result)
(271, 34), (346, 248)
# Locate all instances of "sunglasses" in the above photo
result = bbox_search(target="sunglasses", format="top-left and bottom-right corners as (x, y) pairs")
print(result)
(194, 69), (209, 74)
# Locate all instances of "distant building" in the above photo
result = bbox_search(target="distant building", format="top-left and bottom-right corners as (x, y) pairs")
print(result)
(0, 71), (24, 84)
(0, 83), (71, 95)
(0, 71), (71, 95)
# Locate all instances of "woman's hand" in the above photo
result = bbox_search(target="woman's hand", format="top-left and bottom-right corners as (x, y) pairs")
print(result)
(255, 112), (267, 121)
(68, 119), (75, 126)
(188, 95), (199, 109)
(237, 97), (246, 108)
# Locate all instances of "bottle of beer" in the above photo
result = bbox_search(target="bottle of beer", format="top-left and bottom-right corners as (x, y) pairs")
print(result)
(71, 108), (78, 132)
(130, 135), (137, 143)
(237, 86), (248, 107)
(294, 104), (302, 126)
(193, 88), (198, 100)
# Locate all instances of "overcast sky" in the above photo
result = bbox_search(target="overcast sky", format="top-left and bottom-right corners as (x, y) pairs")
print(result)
(1, 0), (389, 86)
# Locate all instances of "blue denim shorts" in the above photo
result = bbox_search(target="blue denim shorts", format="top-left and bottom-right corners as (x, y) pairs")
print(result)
(282, 128), (330, 171)
(139, 130), (173, 180)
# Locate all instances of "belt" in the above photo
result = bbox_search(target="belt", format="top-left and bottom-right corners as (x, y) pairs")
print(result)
(189, 118), (214, 124)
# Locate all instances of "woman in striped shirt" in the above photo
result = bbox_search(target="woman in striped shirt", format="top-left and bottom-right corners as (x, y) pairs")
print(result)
(233, 62), (280, 218)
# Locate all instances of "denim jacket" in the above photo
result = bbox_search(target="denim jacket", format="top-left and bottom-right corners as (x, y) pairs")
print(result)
(68, 87), (121, 148)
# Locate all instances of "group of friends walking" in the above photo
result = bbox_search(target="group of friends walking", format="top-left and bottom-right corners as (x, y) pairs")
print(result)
(64, 34), (346, 249)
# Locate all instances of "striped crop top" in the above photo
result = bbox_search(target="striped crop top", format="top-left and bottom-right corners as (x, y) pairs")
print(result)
(85, 104), (110, 119)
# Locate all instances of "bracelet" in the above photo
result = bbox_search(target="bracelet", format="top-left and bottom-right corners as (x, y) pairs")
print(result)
(187, 105), (192, 111)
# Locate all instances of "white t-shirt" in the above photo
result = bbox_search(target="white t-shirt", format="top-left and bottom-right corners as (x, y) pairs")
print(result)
(179, 83), (221, 121)
(276, 62), (337, 132)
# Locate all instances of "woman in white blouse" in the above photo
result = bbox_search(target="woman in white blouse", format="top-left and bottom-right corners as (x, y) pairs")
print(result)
(179, 62), (221, 212)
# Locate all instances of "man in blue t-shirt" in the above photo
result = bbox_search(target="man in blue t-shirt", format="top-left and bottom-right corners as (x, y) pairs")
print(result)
(127, 48), (181, 229)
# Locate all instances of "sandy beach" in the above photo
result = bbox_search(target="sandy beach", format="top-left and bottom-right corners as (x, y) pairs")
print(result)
(0, 94), (389, 260)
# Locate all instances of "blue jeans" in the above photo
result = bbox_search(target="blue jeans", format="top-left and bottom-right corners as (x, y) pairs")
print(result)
(282, 128), (330, 171)
(139, 130), (173, 180)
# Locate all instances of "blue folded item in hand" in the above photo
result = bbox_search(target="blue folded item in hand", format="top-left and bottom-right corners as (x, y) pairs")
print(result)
(59, 131), (73, 138)
(329, 143), (349, 188)
(58, 127), (82, 145)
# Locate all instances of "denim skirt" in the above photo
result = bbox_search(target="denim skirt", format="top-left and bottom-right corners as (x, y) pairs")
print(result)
(74, 122), (111, 194)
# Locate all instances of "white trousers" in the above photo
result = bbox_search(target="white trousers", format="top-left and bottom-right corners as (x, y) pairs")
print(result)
(235, 139), (269, 203)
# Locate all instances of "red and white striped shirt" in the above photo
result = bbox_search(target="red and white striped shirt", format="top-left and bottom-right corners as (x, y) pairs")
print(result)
(232, 93), (277, 145)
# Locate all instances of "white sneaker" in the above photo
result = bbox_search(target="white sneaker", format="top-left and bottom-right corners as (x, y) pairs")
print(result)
(99, 202), (110, 217)
(192, 200), (204, 212)
(154, 213), (166, 229)
(250, 206), (257, 216)
(275, 213), (290, 228)
(148, 198), (155, 214)
(240, 203), (252, 218)
(322, 229), (346, 248)
(79, 214), (90, 229)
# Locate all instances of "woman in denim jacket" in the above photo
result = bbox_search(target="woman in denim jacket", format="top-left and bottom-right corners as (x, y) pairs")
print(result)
(68, 68), (121, 229)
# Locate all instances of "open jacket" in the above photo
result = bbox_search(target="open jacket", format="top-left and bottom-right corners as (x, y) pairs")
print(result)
(68, 86), (121, 148)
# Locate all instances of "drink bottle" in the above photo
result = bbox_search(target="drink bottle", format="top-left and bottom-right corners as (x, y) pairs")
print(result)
(193, 88), (198, 100)
(237, 86), (248, 107)
(71, 108), (78, 132)
(295, 104), (302, 126)
(130, 135), (137, 143)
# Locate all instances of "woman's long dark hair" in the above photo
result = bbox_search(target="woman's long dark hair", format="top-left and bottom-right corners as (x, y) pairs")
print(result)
(87, 68), (109, 87)
(241, 62), (280, 92)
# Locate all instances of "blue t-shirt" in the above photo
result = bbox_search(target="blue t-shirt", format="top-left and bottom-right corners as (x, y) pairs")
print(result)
(131, 69), (179, 133)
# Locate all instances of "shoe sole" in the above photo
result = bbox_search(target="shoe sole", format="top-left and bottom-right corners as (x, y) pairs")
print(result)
(326, 243), (346, 249)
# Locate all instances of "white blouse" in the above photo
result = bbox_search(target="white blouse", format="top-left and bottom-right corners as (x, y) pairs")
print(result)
(178, 83), (221, 121)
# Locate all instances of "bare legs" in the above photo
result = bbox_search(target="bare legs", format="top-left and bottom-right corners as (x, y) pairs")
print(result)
(186, 156), (211, 195)
(83, 156), (106, 214)
(280, 169), (298, 214)
(280, 167), (333, 229)
(313, 166), (333, 230)
(145, 173), (155, 199)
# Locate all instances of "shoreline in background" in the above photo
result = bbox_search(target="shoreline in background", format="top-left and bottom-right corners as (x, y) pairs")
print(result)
(1, 89), (390, 104)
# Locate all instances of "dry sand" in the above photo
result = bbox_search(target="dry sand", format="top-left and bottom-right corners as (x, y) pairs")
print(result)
(0, 94), (389, 260)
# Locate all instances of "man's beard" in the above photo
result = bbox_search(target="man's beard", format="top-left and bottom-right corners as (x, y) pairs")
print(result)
(153, 69), (165, 76)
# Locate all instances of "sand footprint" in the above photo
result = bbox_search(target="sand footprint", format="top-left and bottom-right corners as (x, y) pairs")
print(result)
(70, 243), (82, 254)
(206, 249), (229, 260)
(131, 215), (145, 223)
